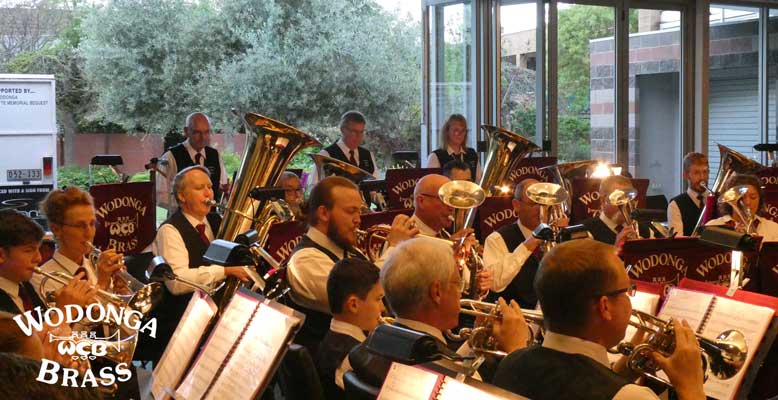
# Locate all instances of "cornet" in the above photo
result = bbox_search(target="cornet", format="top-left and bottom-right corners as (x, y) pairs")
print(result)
(85, 241), (145, 294)
(609, 310), (747, 386)
(605, 188), (640, 237)
(717, 185), (756, 234)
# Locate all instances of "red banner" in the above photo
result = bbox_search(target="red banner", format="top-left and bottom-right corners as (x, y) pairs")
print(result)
(90, 182), (155, 254)
(569, 178), (649, 224)
(757, 167), (778, 192)
(264, 220), (307, 264)
(621, 238), (760, 292)
(762, 190), (778, 224)
(475, 197), (517, 241)
(506, 157), (557, 184)
(385, 168), (442, 210)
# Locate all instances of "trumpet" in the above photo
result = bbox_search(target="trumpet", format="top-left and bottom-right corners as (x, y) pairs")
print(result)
(85, 241), (145, 294)
(609, 310), (747, 386)
(446, 299), (544, 358)
(604, 188), (640, 237)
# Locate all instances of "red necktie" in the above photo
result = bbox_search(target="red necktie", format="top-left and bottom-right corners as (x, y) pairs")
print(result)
(18, 284), (33, 312)
(615, 225), (624, 234)
(196, 224), (210, 245)
(349, 150), (358, 166)
(195, 153), (203, 166)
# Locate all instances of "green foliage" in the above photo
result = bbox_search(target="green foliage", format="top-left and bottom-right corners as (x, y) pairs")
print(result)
(221, 150), (241, 178)
(128, 171), (150, 182)
(509, 105), (590, 162)
(58, 165), (119, 190)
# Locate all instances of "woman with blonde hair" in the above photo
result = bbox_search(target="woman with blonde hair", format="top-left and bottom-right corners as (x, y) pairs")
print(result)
(425, 114), (483, 182)
(33, 187), (125, 297)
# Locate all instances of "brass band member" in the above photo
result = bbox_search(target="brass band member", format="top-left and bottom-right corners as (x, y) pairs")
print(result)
(287, 176), (414, 349)
(0, 210), (94, 315)
(667, 153), (709, 236)
(311, 111), (379, 184)
(706, 174), (778, 241)
(483, 178), (567, 308)
(410, 174), (492, 294)
(157, 112), (230, 212)
(315, 259), (385, 399)
(34, 187), (125, 295)
(442, 159), (473, 182)
(493, 239), (706, 400)
(279, 171), (305, 220)
(426, 114), (483, 182)
(349, 237), (527, 387)
(581, 175), (650, 247)
(150, 166), (250, 361)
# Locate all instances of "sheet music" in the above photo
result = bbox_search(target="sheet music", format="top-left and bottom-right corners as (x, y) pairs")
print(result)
(608, 291), (660, 364)
(377, 363), (442, 400)
(151, 292), (217, 400)
(657, 287), (715, 330)
(437, 377), (504, 400)
(176, 292), (258, 400)
(697, 296), (774, 400)
(205, 303), (299, 400)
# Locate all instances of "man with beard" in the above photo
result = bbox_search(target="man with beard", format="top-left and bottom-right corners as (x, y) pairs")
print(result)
(286, 176), (416, 350)
(667, 153), (709, 236)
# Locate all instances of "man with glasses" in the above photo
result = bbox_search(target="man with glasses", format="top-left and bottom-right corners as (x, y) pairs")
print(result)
(483, 178), (567, 309)
(279, 171), (305, 220)
(494, 239), (705, 400)
(157, 112), (230, 212)
(311, 110), (379, 184)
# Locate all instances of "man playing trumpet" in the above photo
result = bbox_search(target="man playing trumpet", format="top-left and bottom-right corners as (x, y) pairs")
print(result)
(493, 239), (706, 400)
(582, 175), (651, 247)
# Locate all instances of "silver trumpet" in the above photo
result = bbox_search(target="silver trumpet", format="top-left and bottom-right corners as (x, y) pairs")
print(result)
(85, 241), (146, 294)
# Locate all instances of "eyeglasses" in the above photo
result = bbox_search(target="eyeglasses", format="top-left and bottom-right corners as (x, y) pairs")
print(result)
(62, 221), (97, 231)
(189, 129), (211, 136)
(597, 283), (637, 298)
(284, 188), (303, 194)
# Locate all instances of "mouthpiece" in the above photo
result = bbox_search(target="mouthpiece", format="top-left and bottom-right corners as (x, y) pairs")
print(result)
(204, 199), (217, 206)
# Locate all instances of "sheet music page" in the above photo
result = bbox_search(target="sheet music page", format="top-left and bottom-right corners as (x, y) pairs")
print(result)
(697, 296), (774, 400)
(437, 377), (505, 400)
(377, 363), (442, 400)
(205, 303), (298, 400)
(175, 292), (258, 400)
(151, 292), (217, 400)
(608, 291), (660, 364)
(657, 287), (715, 330)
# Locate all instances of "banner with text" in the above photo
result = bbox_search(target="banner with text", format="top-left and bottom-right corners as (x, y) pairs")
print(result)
(385, 168), (442, 209)
(90, 182), (155, 254)
(570, 178), (649, 224)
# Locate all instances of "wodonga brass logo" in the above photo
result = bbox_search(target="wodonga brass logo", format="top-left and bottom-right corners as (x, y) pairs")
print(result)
(12, 303), (157, 388)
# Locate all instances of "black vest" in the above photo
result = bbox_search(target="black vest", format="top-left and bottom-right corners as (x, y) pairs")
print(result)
(324, 143), (375, 174)
(671, 192), (703, 236)
(0, 282), (46, 315)
(581, 216), (650, 245)
(315, 330), (361, 400)
(169, 143), (223, 201)
(493, 346), (630, 400)
(144, 209), (221, 362)
(486, 223), (540, 309)
(432, 148), (478, 179)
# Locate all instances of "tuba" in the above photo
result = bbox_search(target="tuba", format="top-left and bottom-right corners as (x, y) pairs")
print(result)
(693, 144), (765, 234)
(214, 113), (320, 312)
(462, 125), (541, 232)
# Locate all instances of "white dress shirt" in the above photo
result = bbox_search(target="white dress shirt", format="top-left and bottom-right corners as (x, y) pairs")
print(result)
(410, 214), (439, 237)
(157, 139), (229, 210)
(33, 250), (99, 298)
(706, 214), (778, 242)
(483, 220), (536, 293)
(287, 227), (350, 313)
(667, 188), (707, 236)
(310, 138), (380, 184)
(599, 212), (653, 239)
(331, 319), (367, 390)
(152, 211), (226, 295)
(425, 145), (484, 182)
(0, 276), (24, 313)
(543, 331), (660, 400)
(395, 317), (480, 380)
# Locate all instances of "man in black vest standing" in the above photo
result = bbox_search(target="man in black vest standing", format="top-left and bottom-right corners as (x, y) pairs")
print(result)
(150, 166), (249, 361)
(157, 112), (229, 212)
(494, 239), (705, 400)
(311, 111), (379, 184)
(667, 153), (709, 236)
(286, 176), (415, 350)
(482, 178), (567, 309)
(582, 175), (651, 247)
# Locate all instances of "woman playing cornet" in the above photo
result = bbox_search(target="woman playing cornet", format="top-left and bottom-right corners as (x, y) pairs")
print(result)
(706, 174), (778, 241)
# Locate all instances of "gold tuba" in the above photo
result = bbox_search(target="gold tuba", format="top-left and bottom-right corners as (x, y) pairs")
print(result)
(214, 113), (320, 311)
(540, 160), (601, 210)
(462, 125), (541, 231)
(693, 144), (765, 235)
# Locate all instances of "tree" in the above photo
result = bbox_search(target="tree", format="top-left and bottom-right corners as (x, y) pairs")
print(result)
(0, 0), (73, 69)
(79, 0), (422, 165)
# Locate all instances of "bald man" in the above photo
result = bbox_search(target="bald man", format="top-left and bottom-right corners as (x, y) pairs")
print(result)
(157, 112), (230, 212)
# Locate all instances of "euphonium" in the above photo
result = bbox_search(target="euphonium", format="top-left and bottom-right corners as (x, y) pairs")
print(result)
(692, 144), (765, 235)
(610, 310), (747, 386)
(214, 113), (320, 312)
(717, 185), (757, 234)
(604, 187), (639, 237)
(540, 160), (601, 211)
(310, 153), (374, 183)
(525, 182), (569, 252)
